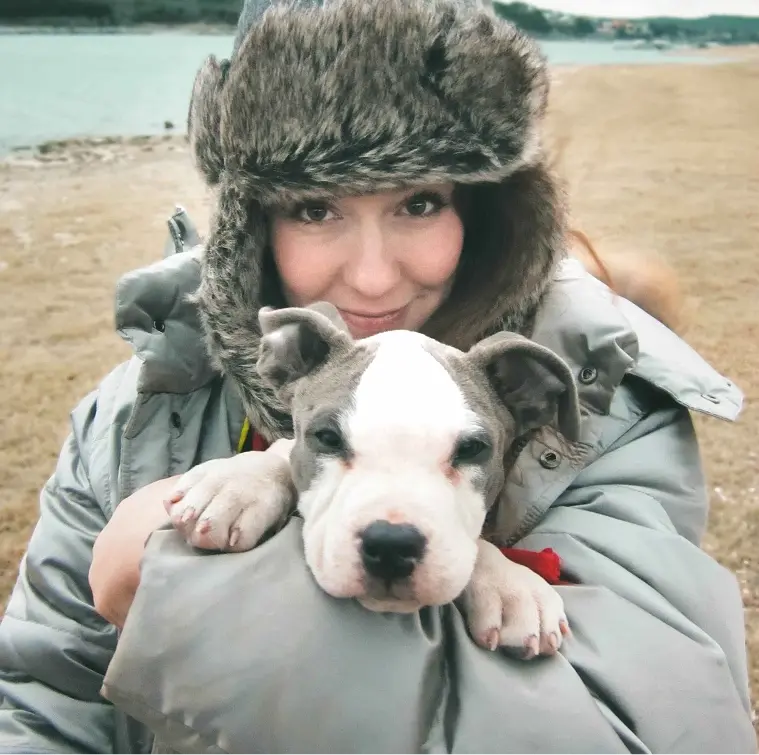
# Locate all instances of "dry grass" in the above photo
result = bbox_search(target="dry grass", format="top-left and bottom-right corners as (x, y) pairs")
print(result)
(1, 59), (757, 732)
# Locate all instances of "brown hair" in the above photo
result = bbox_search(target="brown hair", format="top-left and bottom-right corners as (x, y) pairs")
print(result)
(421, 167), (567, 351)
(425, 183), (685, 342)
(566, 228), (686, 334)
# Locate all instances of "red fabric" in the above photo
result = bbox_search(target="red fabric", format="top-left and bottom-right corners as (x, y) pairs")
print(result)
(241, 426), (270, 453)
(242, 427), (572, 585)
(250, 430), (270, 452)
(498, 547), (574, 586)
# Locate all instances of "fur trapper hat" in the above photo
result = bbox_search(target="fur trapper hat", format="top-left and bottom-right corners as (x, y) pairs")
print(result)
(188, 0), (559, 440)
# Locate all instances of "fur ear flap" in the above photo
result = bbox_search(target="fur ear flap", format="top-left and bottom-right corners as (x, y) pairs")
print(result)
(188, 55), (228, 186)
(467, 332), (582, 442)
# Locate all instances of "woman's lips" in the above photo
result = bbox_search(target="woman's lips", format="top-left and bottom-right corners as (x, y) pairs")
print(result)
(337, 305), (409, 337)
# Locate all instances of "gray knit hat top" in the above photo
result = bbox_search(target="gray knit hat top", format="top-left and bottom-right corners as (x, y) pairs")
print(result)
(188, 0), (560, 441)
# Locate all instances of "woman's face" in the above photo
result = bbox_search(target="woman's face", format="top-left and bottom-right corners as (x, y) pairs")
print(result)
(270, 183), (464, 339)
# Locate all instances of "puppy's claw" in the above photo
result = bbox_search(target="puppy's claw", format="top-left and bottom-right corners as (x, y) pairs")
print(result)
(523, 635), (540, 660)
(484, 628), (499, 651)
(464, 541), (571, 659)
(166, 453), (296, 553)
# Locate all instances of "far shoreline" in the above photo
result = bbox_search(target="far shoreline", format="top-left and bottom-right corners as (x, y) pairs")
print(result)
(1, 23), (754, 63)
(0, 22), (753, 51)
(0, 22), (236, 35)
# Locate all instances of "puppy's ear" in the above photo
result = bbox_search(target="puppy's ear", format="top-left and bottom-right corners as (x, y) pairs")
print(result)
(257, 303), (353, 399)
(467, 332), (582, 442)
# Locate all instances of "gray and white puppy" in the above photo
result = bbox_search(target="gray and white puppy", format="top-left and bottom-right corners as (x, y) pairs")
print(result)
(168, 303), (580, 657)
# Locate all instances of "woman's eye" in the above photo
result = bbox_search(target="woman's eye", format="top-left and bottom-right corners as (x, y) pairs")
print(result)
(402, 193), (445, 218)
(296, 203), (334, 223)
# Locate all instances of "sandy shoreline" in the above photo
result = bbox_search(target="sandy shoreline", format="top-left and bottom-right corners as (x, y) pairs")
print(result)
(667, 41), (759, 60)
(1, 134), (188, 168)
(1, 58), (758, 731)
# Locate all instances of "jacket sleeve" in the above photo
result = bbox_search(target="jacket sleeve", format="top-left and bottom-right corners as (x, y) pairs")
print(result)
(100, 388), (756, 754)
(0, 389), (119, 754)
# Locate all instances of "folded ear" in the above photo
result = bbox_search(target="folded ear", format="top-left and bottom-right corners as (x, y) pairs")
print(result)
(467, 332), (582, 442)
(256, 302), (353, 399)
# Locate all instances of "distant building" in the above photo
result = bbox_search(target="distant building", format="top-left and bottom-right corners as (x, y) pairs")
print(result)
(595, 18), (651, 39)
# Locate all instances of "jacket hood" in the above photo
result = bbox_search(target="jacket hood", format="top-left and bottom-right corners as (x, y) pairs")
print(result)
(187, 0), (563, 439)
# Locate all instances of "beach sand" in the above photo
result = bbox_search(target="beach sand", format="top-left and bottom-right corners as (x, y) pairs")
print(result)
(1, 58), (757, 731)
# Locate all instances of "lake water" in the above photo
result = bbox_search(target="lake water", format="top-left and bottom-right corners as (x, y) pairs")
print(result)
(0, 33), (731, 154)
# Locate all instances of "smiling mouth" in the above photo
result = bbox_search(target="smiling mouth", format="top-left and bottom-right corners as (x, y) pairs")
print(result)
(337, 305), (409, 336)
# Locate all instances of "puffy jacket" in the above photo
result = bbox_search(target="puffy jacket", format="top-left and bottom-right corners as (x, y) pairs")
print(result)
(0, 212), (754, 753)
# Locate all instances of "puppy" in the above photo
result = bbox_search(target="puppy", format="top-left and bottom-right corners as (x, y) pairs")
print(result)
(167, 303), (580, 658)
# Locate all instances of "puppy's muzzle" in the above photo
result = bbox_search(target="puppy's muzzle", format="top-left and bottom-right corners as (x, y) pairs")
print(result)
(359, 521), (427, 582)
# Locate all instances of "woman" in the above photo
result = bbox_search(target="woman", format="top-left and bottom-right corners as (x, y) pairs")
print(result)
(0, 0), (754, 752)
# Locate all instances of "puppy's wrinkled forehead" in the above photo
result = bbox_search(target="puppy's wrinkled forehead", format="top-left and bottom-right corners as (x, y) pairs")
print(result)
(293, 331), (489, 454)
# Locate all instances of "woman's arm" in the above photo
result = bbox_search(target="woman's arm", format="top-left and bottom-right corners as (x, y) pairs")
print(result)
(99, 391), (756, 753)
(89, 476), (176, 630)
(88, 436), (296, 629)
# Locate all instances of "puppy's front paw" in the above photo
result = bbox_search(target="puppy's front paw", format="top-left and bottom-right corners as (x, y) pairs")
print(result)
(165, 451), (296, 552)
(462, 540), (570, 659)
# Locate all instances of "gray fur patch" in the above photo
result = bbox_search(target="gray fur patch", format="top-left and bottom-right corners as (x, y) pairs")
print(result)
(289, 342), (378, 494)
(421, 339), (512, 509)
(419, 333), (580, 509)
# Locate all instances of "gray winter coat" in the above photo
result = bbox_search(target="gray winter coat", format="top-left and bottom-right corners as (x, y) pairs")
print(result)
(0, 211), (755, 753)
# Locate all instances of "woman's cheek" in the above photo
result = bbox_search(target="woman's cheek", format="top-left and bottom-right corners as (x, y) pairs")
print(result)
(273, 234), (344, 306)
(403, 215), (464, 287)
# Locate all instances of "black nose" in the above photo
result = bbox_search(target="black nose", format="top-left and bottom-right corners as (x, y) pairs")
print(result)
(360, 521), (427, 582)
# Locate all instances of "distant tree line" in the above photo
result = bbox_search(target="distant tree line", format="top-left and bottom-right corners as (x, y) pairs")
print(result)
(493, 3), (597, 37)
(493, 2), (553, 36)
(493, 2), (759, 44)
(0, 0), (243, 24)
(2, 0), (759, 43)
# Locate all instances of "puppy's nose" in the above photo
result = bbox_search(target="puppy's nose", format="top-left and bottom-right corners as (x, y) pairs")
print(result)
(360, 520), (427, 582)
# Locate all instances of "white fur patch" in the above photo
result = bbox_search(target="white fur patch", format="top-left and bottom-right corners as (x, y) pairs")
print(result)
(348, 331), (481, 461)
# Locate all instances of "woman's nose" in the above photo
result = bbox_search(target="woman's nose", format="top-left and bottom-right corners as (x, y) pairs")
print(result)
(342, 223), (401, 299)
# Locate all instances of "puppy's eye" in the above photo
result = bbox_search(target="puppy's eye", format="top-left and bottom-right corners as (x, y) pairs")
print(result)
(453, 437), (491, 465)
(313, 427), (345, 454)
